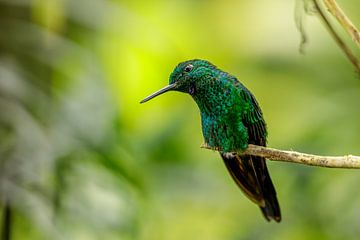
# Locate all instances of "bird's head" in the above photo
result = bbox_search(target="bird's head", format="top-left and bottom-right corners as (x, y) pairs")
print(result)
(140, 59), (217, 103)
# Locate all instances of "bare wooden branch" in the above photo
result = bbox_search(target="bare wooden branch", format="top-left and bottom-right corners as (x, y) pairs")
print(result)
(313, 0), (360, 75)
(323, 0), (360, 48)
(201, 144), (360, 169)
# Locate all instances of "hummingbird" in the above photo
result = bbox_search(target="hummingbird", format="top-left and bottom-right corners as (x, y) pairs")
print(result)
(140, 59), (281, 222)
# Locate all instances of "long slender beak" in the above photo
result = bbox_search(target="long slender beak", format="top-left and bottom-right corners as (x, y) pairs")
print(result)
(140, 83), (177, 103)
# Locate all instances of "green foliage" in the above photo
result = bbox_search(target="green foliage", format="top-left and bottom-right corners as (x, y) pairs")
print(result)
(1, 0), (360, 239)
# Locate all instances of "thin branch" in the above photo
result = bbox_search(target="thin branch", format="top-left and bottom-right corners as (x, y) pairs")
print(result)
(323, 0), (360, 48)
(201, 144), (360, 169)
(313, 0), (360, 75)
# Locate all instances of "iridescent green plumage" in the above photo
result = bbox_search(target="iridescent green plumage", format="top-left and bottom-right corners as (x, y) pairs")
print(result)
(141, 59), (281, 222)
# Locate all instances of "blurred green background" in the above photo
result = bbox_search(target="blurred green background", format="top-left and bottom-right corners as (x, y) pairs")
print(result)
(1, 0), (360, 239)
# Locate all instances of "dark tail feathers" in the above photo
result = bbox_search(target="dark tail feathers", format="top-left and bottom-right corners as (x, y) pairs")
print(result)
(259, 167), (281, 222)
(221, 153), (281, 222)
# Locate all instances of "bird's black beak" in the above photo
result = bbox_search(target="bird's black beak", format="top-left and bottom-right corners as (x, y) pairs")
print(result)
(140, 83), (177, 103)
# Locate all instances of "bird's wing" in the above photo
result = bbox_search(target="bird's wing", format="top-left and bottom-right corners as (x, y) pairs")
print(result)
(222, 83), (281, 222)
(242, 88), (281, 221)
(238, 88), (267, 146)
(220, 83), (269, 205)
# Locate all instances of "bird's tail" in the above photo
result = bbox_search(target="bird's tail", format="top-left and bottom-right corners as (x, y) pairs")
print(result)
(220, 152), (281, 222)
(258, 161), (281, 222)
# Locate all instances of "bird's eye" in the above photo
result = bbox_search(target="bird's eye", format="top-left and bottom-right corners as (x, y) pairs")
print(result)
(184, 64), (193, 72)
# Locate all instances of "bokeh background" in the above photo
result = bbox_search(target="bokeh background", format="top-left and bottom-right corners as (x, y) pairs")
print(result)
(1, 0), (360, 239)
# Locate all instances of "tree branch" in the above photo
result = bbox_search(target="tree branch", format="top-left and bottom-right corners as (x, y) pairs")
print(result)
(201, 144), (360, 169)
(313, 0), (360, 75)
(323, 0), (360, 48)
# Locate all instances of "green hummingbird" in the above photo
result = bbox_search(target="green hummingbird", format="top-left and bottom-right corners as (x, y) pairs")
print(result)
(140, 59), (281, 222)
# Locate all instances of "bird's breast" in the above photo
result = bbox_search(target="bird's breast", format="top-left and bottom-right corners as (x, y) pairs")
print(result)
(200, 111), (249, 152)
